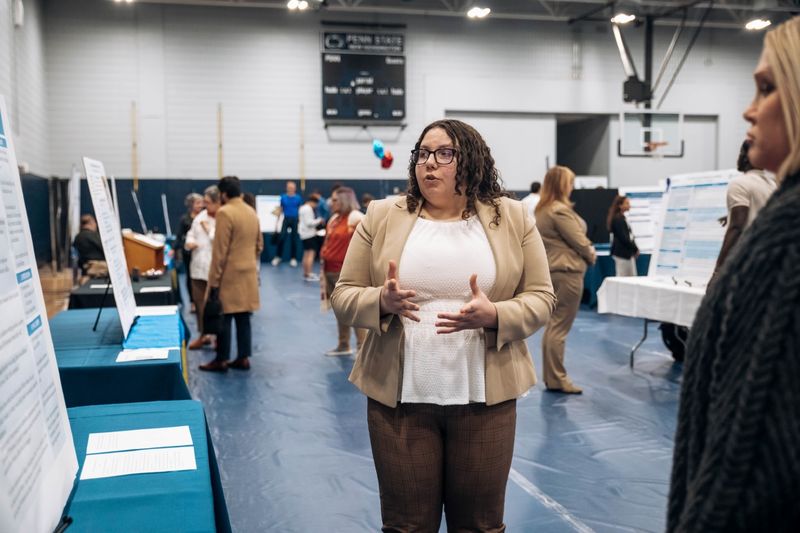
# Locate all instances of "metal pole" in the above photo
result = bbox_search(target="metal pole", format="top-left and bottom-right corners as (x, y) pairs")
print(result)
(131, 101), (139, 192)
(217, 103), (224, 178)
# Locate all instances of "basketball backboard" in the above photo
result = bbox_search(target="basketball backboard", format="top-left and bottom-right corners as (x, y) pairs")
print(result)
(618, 111), (684, 158)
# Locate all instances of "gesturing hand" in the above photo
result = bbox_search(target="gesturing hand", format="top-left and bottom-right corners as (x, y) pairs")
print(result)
(435, 274), (497, 334)
(380, 260), (420, 322)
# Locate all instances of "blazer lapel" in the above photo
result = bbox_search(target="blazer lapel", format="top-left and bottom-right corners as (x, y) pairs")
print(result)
(378, 197), (421, 282)
(476, 201), (508, 301)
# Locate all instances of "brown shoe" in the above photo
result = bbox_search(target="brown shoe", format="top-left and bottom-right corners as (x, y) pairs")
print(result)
(546, 382), (583, 395)
(228, 358), (250, 371)
(188, 338), (206, 350)
(199, 359), (228, 372)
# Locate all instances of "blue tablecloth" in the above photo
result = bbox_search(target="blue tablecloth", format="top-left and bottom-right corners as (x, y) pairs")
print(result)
(65, 400), (231, 533)
(50, 308), (125, 348)
(50, 309), (190, 406)
(56, 347), (190, 407)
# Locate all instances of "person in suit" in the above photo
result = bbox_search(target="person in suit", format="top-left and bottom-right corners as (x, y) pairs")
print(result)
(331, 119), (556, 531)
(535, 165), (596, 394)
(200, 176), (264, 372)
(668, 17), (800, 532)
(607, 195), (639, 276)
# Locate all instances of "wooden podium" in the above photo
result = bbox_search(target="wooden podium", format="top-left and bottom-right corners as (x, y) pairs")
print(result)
(122, 231), (165, 273)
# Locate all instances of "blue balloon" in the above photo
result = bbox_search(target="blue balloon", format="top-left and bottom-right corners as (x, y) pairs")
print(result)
(372, 139), (385, 159)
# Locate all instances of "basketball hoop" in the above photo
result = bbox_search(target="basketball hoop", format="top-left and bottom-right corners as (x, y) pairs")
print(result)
(644, 141), (669, 159)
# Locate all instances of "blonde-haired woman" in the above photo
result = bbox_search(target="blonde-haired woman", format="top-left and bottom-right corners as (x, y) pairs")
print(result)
(668, 16), (800, 532)
(535, 165), (596, 394)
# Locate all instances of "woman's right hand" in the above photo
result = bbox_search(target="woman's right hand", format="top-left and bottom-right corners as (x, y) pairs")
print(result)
(380, 260), (420, 322)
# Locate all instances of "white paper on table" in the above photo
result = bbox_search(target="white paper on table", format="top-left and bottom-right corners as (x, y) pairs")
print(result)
(139, 286), (172, 293)
(89, 283), (111, 289)
(115, 348), (172, 363)
(87, 426), (193, 454)
(80, 446), (197, 480)
(135, 305), (178, 316)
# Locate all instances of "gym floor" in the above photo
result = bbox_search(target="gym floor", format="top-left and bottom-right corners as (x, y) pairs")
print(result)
(184, 266), (681, 533)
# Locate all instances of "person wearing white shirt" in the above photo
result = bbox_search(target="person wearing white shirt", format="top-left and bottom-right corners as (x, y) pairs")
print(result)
(185, 185), (221, 349)
(520, 180), (541, 219)
(298, 194), (323, 281)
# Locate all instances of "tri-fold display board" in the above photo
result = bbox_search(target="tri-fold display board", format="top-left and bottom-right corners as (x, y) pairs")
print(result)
(0, 97), (78, 533)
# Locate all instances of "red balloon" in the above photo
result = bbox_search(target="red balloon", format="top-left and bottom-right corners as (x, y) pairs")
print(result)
(381, 150), (393, 169)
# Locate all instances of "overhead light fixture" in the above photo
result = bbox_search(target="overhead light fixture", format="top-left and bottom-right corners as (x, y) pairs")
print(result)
(610, 13), (636, 25)
(467, 7), (491, 19)
(287, 0), (309, 10)
(745, 18), (771, 31)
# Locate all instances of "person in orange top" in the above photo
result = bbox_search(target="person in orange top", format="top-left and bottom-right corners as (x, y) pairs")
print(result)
(320, 186), (365, 356)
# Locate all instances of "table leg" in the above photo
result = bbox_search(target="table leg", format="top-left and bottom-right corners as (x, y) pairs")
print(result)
(630, 319), (651, 368)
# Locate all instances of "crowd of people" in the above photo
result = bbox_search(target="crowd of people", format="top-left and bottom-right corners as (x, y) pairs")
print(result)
(71, 15), (799, 532)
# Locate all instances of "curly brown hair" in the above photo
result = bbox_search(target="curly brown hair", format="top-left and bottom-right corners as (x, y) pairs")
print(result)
(406, 119), (510, 226)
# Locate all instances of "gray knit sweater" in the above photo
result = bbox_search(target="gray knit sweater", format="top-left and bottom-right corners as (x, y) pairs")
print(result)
(668, 170), (800, 532)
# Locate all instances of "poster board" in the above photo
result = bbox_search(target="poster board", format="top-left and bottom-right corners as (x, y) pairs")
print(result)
(649, 169), (737, 285)
(67, 166), (81, 244)
(0, 96), (78, 533)
(82, 157), (137, 338)
(256, 195), (281, 233)
(618, 186), (664, 254)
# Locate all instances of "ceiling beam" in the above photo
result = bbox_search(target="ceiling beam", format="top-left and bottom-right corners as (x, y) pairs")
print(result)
(133, 0), (790, 28)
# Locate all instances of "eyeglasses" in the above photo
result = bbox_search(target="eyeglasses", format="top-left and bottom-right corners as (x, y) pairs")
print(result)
(410, 147), (457, 166)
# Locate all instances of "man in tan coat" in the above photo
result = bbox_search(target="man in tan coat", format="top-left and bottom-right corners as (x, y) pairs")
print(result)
(200, 176), (263, 372)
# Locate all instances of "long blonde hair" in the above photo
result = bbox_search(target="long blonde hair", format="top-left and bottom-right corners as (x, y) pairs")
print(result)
(535, 165), (575, 214)
(765, 16), (800, 180)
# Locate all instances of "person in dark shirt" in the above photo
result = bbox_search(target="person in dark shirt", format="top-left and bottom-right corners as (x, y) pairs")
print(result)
(606, 195), (639, 276)
(73, 214), (106, 278)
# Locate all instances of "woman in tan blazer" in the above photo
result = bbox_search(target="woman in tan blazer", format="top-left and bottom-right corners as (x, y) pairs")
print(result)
(332, 119), (555, 531)
(200, 176), (264, 372)
(535, 166), (596, 394)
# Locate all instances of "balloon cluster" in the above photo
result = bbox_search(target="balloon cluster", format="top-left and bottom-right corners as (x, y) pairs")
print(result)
(372, 139), (393, 169)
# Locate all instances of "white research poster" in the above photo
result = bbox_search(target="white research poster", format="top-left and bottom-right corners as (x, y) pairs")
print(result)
(82, 157), (138, 338)
(0, 96), (78, 533)
(650, 169), (737, 284)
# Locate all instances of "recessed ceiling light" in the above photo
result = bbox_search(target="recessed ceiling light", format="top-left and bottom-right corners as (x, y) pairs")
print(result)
(611, 13), (636, 25)
(745, 18), (771, 31)
(467, 7), (491, 19)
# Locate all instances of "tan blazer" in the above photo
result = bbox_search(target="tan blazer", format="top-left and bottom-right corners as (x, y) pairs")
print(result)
(535, 202), (596, 273)
(331, 196), (556, 407)
(208, 197), (264, 314)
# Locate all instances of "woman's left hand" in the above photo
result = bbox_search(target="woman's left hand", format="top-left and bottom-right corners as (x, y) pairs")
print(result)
(435, 274), (498, 334)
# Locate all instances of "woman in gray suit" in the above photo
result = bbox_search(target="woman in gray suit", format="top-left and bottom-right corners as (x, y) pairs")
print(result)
(535, 165), (596, 394)
(332, 119), (555, 531)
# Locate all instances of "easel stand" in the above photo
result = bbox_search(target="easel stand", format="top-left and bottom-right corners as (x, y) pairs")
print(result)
(92, 277), (112, 332)
(53, 516), (72, 532)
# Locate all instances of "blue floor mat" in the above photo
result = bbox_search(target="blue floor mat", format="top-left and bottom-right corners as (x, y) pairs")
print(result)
(184, 267), (681, 532)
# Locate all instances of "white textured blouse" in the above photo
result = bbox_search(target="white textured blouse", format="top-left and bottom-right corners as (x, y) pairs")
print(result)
(398, 215), (496, 405)
(184, 210), (216, 281)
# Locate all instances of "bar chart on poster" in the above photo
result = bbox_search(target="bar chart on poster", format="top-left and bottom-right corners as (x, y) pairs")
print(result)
(83, 157), (138, 338)
(0, 96), (78, 533)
